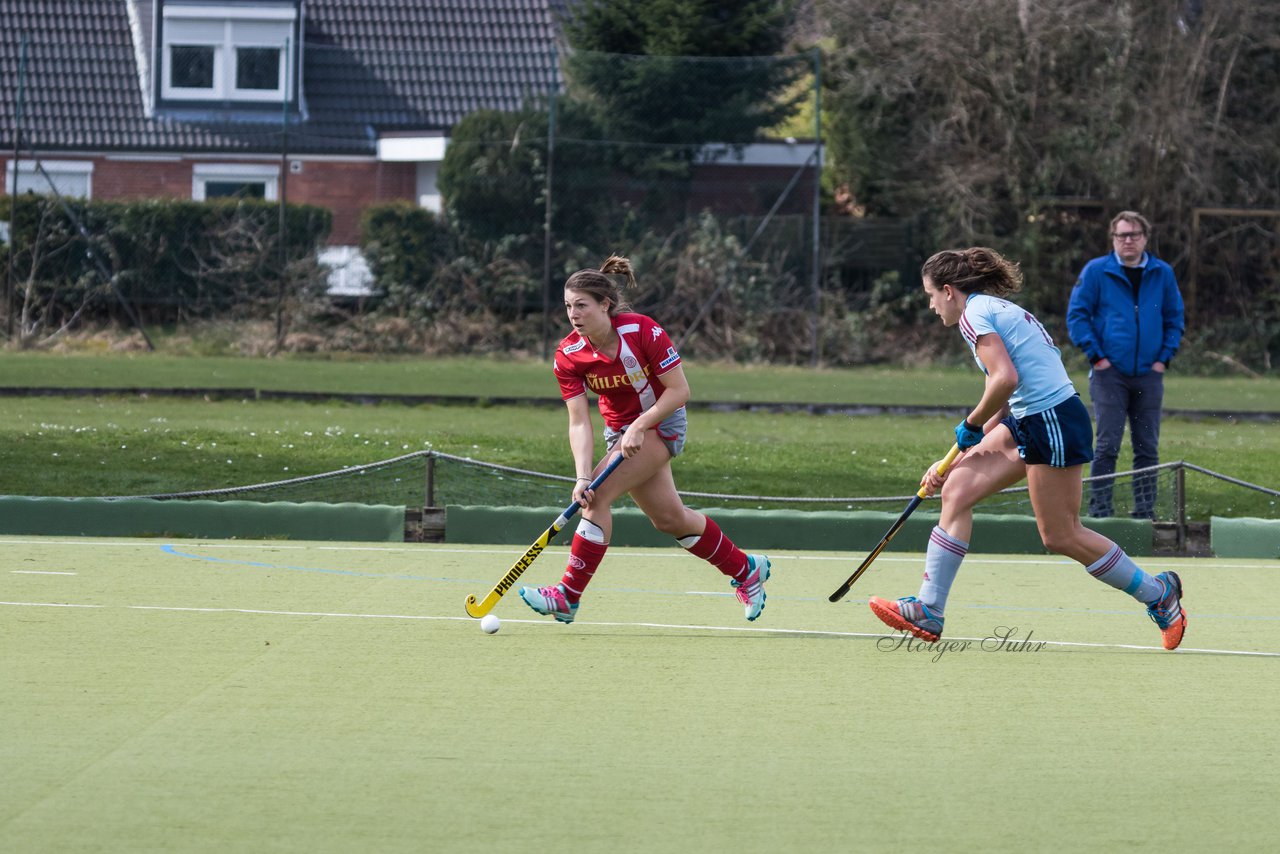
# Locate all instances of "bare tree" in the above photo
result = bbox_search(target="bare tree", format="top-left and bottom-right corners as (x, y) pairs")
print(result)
(8, 197), (108, 349)
(820, 0), (1280, 341)
(174, 203), (327, 353)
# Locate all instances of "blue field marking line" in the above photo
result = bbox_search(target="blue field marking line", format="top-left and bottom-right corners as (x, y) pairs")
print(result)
(958, 601), (1280, 621)
(159, 543), (433, 581)
(148, 542), (1280, 623)
(10, 538), (1278, 625)
(2, 537), (1275, 572)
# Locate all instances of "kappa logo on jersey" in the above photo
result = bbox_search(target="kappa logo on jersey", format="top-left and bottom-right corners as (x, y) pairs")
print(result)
(659, 346), (680, 369)
(563, 339), (588, 354)
(652, 326), (664, 340)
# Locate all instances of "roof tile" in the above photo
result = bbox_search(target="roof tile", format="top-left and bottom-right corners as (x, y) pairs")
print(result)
(0, 0), (562, 155)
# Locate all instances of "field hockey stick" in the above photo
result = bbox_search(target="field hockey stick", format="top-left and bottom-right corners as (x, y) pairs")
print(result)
(464, 452), (625, 618)
(828, 443), (962, 603)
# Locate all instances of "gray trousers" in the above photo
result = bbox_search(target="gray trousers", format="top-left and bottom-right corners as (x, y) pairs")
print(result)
(1087, 367), (1165, 519)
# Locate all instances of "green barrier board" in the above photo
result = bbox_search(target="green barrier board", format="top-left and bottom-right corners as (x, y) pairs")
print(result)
(1211, 516), (1280, 559)
(446, 505), (1152, 556)
(0, 497), (405, 542)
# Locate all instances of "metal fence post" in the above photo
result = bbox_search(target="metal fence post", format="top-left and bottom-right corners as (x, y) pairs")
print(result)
(6, 34), (29, 341)
(1175, 462), (1187, 552)
(809, 46), (822, 367)
(425, 452), (436, 509)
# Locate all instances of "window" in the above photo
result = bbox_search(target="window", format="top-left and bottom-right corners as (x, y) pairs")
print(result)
(203, 181), (268, 199)
(192, 163), (279, 201)
(236, 47), (281, 90)
(161, 4), (296, 102)
(5, 160), (94, 198)
(170, 45), (215, 88)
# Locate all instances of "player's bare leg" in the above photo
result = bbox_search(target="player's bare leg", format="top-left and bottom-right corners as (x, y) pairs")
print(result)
(629, 450), (771, 621)
(870, 427), (1023, 639)
(936, 426), (1026, 543)
(519, 443), (668, 623)
(1028, 464), (1185, 649)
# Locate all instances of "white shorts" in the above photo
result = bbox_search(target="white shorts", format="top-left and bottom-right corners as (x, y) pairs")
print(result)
(604, 407), (687, 458)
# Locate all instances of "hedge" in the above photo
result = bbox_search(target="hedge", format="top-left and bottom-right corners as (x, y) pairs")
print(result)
(2, 194), (331, 322)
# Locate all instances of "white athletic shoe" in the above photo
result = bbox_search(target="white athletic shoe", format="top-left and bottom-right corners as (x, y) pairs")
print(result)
(731, 554), (771, 621)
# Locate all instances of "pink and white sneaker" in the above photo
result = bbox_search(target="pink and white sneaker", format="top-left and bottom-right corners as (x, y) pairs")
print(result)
(731, 555), (771, 621)
(519, 583), (578, 624)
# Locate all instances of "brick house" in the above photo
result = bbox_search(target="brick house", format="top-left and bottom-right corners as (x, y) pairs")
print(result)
(2, 0), (819, 294)
(1, 0), (562, 291)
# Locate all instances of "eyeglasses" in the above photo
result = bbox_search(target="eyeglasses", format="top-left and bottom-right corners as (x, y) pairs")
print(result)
(1113, 232), (1146, 242)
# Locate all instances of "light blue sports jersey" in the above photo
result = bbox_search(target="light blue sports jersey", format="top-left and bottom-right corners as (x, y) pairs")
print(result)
(958, 293), (1076, 418)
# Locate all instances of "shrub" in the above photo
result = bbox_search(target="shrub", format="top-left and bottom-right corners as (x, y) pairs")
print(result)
(4, 194), (331, 333)
(358, 202), (456, 318)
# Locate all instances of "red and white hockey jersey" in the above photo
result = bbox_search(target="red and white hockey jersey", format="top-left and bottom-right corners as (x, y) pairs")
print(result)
(553, 312), (683, 430)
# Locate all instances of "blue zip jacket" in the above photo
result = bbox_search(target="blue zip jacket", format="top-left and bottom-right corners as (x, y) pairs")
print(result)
(1066, 252), (1185, 377)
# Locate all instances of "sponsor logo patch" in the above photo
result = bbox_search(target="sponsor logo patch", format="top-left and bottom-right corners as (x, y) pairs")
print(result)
(563, 339), (588, 354)
(659, 347), (680, 369)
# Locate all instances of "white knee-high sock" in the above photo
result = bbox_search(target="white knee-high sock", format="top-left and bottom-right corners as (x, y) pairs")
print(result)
(1085, 544), (1164, 604)
(917, 526), (968, 616)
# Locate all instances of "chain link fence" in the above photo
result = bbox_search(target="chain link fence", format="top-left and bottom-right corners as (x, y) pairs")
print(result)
(2, 28), (925, 363)
(3, 25), (1276, 367)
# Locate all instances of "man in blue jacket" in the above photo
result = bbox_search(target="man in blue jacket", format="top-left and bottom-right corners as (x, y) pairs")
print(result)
(1067, 211), (1185, 519)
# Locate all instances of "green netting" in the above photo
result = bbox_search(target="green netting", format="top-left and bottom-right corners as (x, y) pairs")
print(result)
(122, 451), (614, 509)
(121, 452), (1280, 525)
(123, 452), (433, 507)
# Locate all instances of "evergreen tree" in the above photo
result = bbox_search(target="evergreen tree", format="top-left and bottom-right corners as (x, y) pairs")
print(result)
(438, 103), (613, 253)
(562, 0), (806, 180)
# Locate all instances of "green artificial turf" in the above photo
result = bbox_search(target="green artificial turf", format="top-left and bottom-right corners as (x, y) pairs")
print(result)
(2, 537), (1276, 852)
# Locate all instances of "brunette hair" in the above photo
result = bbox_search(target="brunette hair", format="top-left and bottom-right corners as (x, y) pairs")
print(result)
(921, 247), (1023, 298)
(564, 255), (637, 316)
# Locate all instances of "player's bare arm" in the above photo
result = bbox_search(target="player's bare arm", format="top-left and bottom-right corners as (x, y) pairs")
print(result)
(968, 333), (1018, 427)
(565, 394), (597, 504)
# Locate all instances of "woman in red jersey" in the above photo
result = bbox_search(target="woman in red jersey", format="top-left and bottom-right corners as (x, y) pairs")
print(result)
(519, 255), (771, 624)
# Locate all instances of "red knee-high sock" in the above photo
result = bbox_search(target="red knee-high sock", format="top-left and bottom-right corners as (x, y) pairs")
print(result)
(682, 516), (749, 581)
(560, 533), (608, 604)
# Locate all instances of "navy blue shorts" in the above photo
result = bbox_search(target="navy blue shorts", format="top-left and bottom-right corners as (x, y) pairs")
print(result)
(1011, 395), (1094, 468)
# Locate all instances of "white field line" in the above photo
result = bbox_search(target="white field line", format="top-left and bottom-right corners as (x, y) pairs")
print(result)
(0, 538), (1274, 570)
(10, 570), (77, 575)
(2, 599), (1277, 658)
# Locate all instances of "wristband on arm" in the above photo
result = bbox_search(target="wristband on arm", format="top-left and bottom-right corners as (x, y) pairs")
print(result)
(954, 419), (984, 451)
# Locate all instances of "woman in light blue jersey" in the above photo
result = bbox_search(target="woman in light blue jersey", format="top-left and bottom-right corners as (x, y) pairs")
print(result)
(867, 247), (1187, 651)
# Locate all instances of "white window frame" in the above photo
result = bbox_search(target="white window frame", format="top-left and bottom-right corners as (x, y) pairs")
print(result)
(161, 4), (295, 102)
(192, 163), (280, 201)
(5, 160), (94, 198)
(377, 135), (449, 213)
(163, 42), (223, 97)
(230, 43), (286, 97)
